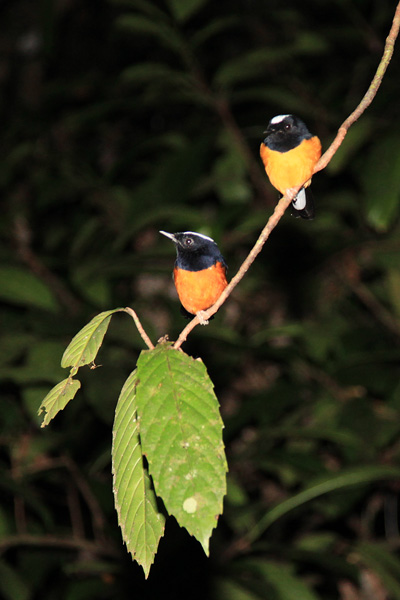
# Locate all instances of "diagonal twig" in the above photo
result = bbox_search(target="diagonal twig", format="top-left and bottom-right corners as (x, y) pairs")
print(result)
(173, 0), (400, 349)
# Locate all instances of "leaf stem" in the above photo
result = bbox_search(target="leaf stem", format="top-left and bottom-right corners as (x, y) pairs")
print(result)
(124, 307), (154, 349)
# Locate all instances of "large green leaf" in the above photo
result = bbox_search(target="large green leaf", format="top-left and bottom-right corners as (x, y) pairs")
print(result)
(38, 377), (81, 427)
(112, 370), (165, 578)
(0, 267), (58, 312)
(61, 309), (121, 369)
(135, 343), (227, 554)
(247, 465), (400, 542)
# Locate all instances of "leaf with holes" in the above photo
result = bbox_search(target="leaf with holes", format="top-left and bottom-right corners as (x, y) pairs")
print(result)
(61, 309), (121, 369)
(135, 342), (227, 554)
(112, 370), (165, 577)
(38, 377), (81, 427)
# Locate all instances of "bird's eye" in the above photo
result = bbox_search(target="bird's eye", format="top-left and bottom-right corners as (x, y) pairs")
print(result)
(185, 238), (193, 246)
(284, 123), (291, 130)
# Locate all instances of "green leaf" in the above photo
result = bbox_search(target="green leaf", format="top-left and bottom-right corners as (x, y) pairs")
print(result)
(214, 131), (251, 205)
(0, 560), (30, 600)
(110, 0), (169, 22)
(362, 133), (400, 231)
(112, 370), (165, 578)
(115, 15), (183, 55)
(214, 49), (284, 89)
(166, 0), (209, 22)
(247, 465), (400, 542)
(327, 118), (373, 175)
(0, 266), (58, 312)
(135, 343), (227, 554)
(121, 63), (193, 92)
(356, 542), (400, 599)
(191, 16), (240, 48)
(61, 309), (121, 369)
(242, 559), (320, 600)
(213, 578), (261, 600)
(386, 268), (400, 319)
(38, 377), (81, 427)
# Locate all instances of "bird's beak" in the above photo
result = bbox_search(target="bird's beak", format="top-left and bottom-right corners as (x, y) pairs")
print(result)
(159, 230), (177, 243)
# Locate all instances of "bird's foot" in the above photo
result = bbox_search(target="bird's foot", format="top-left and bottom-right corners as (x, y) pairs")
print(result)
(196, 310), (209, 325)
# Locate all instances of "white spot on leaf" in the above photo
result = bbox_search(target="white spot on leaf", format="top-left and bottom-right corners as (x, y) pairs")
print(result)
(183, 497), (197, 513)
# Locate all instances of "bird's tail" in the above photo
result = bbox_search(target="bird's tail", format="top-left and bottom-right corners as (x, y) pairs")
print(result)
(290, 187), (315, 220)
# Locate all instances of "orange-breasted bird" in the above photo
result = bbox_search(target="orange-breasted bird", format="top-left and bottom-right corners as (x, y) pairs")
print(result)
(260, 114), (322, 219)
(160, 230), (228, 320)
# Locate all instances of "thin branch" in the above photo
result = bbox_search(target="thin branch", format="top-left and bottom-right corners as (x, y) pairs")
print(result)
(124, 307), (154, 349)
(0, 533), (120, 559)
(14, 212), (81, 315)
(341, 272), (400, 339)
(174, 1), (400, 349)
(62, 455), (107, 543)
(173, 191), (296, 349)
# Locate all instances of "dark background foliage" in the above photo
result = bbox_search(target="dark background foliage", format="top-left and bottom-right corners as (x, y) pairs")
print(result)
(1, 0), (400, 598)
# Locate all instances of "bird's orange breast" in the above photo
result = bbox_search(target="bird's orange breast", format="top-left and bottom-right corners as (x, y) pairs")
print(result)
(260, 136), (321, 195)
(173, 262), (228, 315)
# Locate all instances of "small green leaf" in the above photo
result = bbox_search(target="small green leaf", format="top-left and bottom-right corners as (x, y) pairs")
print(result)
(166, 0), (208, 22)
(112, 370), (165, 577)
(115, 15), (183, 55)
(0, 267), (58, 312)
(61, 309), (121, 369)
(38, 377), (81, 427)
(135, 343), (227, 554)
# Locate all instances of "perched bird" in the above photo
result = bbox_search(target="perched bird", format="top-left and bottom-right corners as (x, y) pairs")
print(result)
(160, 230), (228, 321)
(260, 114), (322, 219)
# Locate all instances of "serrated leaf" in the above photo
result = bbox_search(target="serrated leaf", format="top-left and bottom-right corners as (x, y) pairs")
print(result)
(0, 267), (58, 312)
(112, 370), (165, 578)
(38, 377), (81, 427)
(135, 343), (227, 554)
(61, 309), (121, 369)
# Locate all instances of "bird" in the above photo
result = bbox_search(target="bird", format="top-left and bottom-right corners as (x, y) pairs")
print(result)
(260, 114), (322, 219)
(160, 230), (228, 322)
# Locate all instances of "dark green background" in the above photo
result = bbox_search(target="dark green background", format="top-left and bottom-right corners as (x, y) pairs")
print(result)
(1, 0), (400, 598)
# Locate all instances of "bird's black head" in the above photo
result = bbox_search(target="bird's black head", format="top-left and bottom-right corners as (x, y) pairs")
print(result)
(263, 114), (312, 152)
(160, 231), (226, 272)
